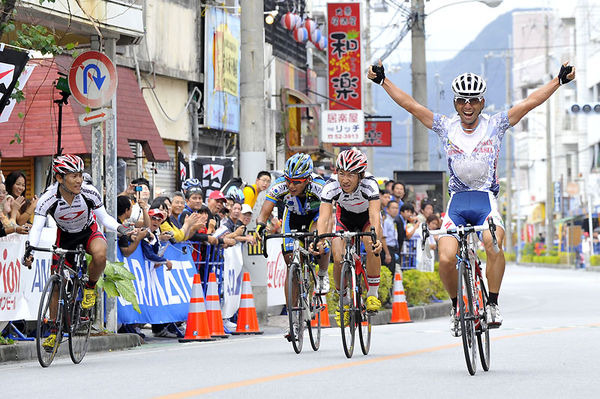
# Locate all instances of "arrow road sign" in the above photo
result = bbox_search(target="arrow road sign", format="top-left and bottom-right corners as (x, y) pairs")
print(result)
(78, 108), (111, 126)
(68, 51), (117, 108)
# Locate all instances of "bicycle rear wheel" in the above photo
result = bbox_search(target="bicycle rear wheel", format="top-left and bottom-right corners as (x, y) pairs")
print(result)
(477, 275), (490, 371)
(36, 274), (64, 368)
(340, 261), (356, 358)
(307, 268), (322, 351)
(287, 263), (304, 354)
(68, 279), (93, 364)
(458, 260), (477, 375)
(357, 270), (371, 355)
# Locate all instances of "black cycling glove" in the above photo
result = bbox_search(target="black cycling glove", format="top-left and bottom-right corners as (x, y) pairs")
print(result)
(558, 64), (574, 85)
(370, 63), (386, 85)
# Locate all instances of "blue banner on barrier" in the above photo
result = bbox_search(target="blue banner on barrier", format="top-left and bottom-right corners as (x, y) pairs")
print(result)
(117, 243), (196, 324)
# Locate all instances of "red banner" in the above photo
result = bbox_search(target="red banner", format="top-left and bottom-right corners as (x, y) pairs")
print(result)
(333, 120), (392, 147)
(327, 2), (361, 111)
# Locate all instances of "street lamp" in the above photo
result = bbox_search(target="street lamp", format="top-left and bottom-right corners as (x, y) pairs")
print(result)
(410, 0), (503, 170)
(264, 6), (278, 25)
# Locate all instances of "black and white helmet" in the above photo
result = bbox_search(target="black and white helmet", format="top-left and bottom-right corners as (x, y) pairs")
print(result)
(451, 72), (486, 98)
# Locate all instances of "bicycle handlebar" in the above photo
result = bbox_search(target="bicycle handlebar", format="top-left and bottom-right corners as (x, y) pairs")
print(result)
(261, 231), (317, 258)
(315, 227), (379, 257)
(25, 241), (86, 257)
(420, 217), (500, 260)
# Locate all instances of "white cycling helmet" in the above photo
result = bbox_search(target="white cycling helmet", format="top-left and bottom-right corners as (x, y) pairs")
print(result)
(451, 72), (486, 98)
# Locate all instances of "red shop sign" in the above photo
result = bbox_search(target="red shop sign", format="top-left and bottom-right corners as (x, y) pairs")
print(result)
(333, 120), (392, 147)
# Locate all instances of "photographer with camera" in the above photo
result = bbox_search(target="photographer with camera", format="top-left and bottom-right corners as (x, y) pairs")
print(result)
(121, 177), (151, 229)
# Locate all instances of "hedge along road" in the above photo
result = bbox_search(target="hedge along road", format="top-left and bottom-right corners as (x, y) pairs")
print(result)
(2, 265), (600, 398)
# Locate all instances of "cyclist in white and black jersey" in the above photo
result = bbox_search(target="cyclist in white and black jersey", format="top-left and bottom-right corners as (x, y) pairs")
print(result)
(24, 155), (131, 341)
(369, 60), (575, 335)
(314, 149), (383, 324)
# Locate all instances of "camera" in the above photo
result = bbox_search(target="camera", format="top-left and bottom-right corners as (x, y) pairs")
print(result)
(134, 185), (143, 192)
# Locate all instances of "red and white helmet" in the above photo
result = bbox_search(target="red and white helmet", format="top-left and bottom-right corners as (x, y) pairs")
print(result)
(53, 154), (84, 175)
(336, 149), (368, 174)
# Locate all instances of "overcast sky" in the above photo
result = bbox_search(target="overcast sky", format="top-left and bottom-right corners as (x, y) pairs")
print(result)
(370, 0), (572, 63)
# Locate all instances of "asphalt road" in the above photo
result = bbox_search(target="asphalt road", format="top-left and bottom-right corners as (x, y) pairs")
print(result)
(2, 264), (600, 398)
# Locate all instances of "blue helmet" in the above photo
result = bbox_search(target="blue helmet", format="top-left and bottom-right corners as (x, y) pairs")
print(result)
(225, 186), (245, 203)
(284, 153), (313, 179)
(182, 178), (201, 192)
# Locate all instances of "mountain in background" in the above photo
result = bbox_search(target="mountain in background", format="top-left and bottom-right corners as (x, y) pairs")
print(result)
(371, 9), (536, 179)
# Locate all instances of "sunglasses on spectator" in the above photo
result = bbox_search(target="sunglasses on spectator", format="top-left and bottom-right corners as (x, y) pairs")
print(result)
(285, 177), (307, 185)
(151, 215), (164, 221)
(454, 96), (482, 105)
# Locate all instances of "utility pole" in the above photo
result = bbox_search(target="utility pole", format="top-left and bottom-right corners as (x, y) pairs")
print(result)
(239, 0), (266, 184)
(411, 0), (428, 170)
(505, 47), (513, 254)
(544, 12), (554, 254)
(363, 0), (374, 172)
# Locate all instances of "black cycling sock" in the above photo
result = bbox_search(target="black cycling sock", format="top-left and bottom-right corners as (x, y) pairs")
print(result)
(85, 280), (97, 289)
(488, 292), (499, 306)
(451, 297), (457, 309)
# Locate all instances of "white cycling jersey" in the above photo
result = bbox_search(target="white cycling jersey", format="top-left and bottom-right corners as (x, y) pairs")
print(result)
(321, 174), (379, 214)
(28, 181), (120, 246)
(432, 112), (510, 196)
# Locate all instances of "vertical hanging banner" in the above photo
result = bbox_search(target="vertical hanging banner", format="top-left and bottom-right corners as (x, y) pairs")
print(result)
(177, 150), (189, 191)
(204, 8), (241, 132)
(0, 44), (30, 118)
(327, 3), (362, 111)
(193, 157), (234, 198)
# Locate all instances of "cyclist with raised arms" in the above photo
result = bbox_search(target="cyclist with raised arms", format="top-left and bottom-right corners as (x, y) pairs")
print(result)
(314, 149), (383, 325)
(368, 60), (575, 335)
(23, 155), (131, 349)
(255, 153), (329, 340)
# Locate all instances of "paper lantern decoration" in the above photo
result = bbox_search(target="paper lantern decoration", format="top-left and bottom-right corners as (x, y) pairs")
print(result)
(294, 14), (302, 29)
(315, 36), (327, 51)
(309, 28), (322, 44)
(293, 27), (308, 43)
(304, 18), (317, 36)
(281, 12), (296, 30)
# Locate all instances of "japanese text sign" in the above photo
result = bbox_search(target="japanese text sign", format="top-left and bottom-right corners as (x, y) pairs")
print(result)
(333, 120), (392, 147)
(327, 3), (362, 111)
(321, 110), (365, 143)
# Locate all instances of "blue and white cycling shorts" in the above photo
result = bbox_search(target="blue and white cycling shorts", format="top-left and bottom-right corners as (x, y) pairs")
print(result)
(441, 191), (504, 239)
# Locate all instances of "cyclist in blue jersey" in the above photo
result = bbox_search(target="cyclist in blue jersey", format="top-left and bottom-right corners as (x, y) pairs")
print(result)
(369, 60), (575, 335)
(255, 153), (330, 341)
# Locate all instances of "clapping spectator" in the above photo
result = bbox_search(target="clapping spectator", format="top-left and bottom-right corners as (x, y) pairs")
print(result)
(5, 170), (37, 225)
(116, 195), (146, 257)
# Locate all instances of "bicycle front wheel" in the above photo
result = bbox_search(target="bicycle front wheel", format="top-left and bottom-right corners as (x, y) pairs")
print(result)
(68, 279), (93, 364)
(458, 261), (477, 375)
(357, 270), (371, 355)
(477, 276), (490, 371)
(36, 274), (63, 368)
(340, 261), (356, 358)
(287, 263), (304, 354)
(307, 269), (322, 351)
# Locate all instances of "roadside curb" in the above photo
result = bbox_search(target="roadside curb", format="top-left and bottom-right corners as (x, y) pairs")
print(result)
(0, 333), (142, 364)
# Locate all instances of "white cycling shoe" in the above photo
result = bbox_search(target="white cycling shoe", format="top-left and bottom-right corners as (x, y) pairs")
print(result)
(486, 304), (503, 328)
(316, 274), (330, 295)
(450, 308), (461, 337)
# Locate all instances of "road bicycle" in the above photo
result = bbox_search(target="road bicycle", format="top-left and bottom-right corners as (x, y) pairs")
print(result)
(25, 242), (95, 367)
(263, 231), (324, 354)
(421, 217), (499, 375)
(316, 227), (378, 358)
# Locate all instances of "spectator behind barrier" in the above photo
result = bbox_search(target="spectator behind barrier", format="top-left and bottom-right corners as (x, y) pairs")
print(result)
(385, 179), (395, 194)
(152, 196), (203, 243)
(120, 177), (151, 228)
(0, 181), (30, 236)
(206, 190), (227, 231)
(380, 190), (391, 219)
(5, 170), (37, 225)
(116, 195), (147, 257)
(391, 181), (406, 206)
(243, 171), (272, 209)
(416, 201), (434, 225)
(382, 200), (400, 275)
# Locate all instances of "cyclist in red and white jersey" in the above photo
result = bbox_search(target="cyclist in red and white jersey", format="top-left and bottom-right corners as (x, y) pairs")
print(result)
(314, 149), (383, 325)
(24, 155), (130, 346)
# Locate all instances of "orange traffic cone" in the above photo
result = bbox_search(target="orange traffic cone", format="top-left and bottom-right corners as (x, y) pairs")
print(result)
(388, 269), (412, 324)
(231, 272), (264, 335)
(311, 292), (331, 328)
(205, 272), (229, 338)
(179, 274), (215, 342)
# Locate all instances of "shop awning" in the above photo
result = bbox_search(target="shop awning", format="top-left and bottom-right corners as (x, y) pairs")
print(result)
(0, 56), (170, 162)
